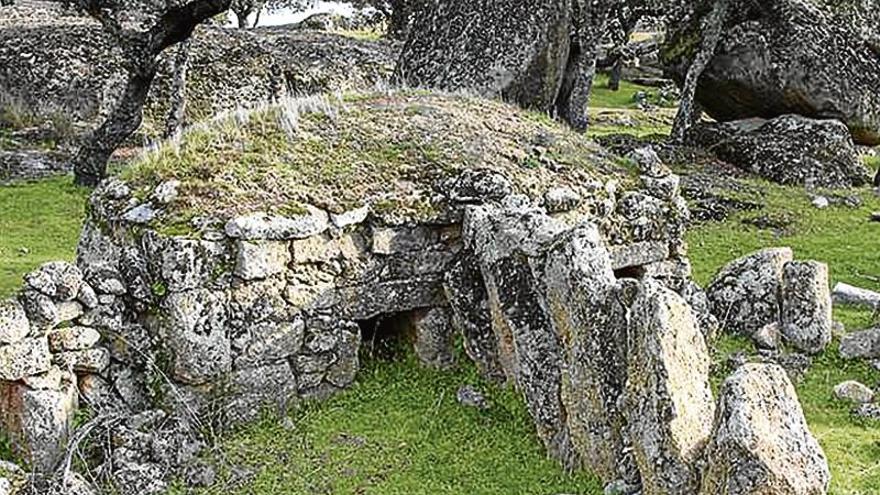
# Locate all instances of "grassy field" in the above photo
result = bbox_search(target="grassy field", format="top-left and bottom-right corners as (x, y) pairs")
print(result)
(1, 80), (879, 494)
(0, 176), (89, 297)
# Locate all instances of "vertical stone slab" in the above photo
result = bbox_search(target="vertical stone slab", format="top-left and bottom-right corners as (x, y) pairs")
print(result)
(0, 373), (78, 473)
(781, 261), (832, 354)
(626, 279), (715, 495)
(701, 363), (830, 495)
(543, 223), (630, 482)
(464, 201), (576, 466)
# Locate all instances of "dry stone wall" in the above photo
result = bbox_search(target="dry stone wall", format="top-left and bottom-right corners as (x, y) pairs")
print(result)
(0, 158), (830, 494)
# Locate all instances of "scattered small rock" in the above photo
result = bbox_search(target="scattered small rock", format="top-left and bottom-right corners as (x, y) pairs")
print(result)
(833, 380), (875, 404)
(456, 385), (489, 410)
(811, 196), (830, 209)
(753, 322), (782, 350)
(840, 328), (880, 359)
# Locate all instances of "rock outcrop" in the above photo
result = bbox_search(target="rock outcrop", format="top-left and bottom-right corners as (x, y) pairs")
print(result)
(701, 363), (830, 495)
(688, 116), (870, 187)
(396, 0), (571, 111)
(663, 0), (880, 146)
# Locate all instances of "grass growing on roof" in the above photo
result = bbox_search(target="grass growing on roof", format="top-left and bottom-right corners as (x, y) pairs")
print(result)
(123, 92), (624, 223)
(0, 176), (89, 298)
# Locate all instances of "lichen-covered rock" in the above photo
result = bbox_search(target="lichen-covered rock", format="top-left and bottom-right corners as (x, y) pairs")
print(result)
(0, 299), (29, 345)
(443, 253), (505, 381)
(412, 307), (456, 370)
(19, 290), (59, 329)
(24, 261), (84, 302)
(664, 0), (880, 146)
(0, 373), (78, 473)
(465, 201), (575, 465)
(233, 319), (305, 368)
(840, 328), (880, 359)
(781, 261), (832, 354)
(227, 362), (298, 424)
(543, 223), (629, 482)
(0, 337), (51, 381)
(688, 116), (869, 187)
(234, 240), (292, 280)
(833, 380), (874, 404)
(707, 248), (793, 337)
(701, 363), (830, 495)
(159, 290), (231, 385)
(397, 1), (572, 112)
(53, 348), (110, 374)
(225, 208), (329, 241)
(47, 326), (101, 352)
(625, 279), (715, 495)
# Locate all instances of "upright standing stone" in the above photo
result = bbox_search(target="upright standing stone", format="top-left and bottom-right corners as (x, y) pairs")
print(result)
(0, 373), (78, 473)
(396, 0), (573, 112)
(701, 363), (830, 495)
(781, 261), (832, 354)
(543, 224), (630, 482)
(707, 248), (793, 336)
(625, 279), (715, 495)
(464, 201), (575, 466)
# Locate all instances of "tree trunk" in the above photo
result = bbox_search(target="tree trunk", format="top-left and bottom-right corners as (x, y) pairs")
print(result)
(670, 0), (730, 143)
(73, 62), (157, 186)
(387, 0), (411, 39)
(557, 1), (610, 132)
(164, 39), (191, 139)
(608, 56), (622, 91)
(235, 7), (251, 28)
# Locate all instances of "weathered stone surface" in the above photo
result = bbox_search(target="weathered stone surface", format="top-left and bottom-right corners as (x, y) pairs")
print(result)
(544, 187), (582, 213)
(160, 290), (231, 385)
(76, 283), (99, 309)
(664, 0), (880, 146)
(443, 253), (505, 381)
(412, 307), (456, 370)
(753, 322), (782, 351)
(397, 1), (572, 112)
(625, 279), (714, 495)
(609, 241), (670, 271)
(233, 319), (305, 368)
(234, 240), (291, 280)
(53, 348), (110, 374)
(833, 380), (874, 404)
(228, 362), (298, 424)
(464, 202), (574, 465)
(144, 234), (229, 292)
(707, 248), (793, 336)
(19, 290), (59, 328)
(0, 373), (78, 473)
(56, 301), (84, 324)
(47, 326), (102, 352)
(832, 282), (880, 309)
(0, 337), (52, 381)
(24, 261), (84, 302)
(543, 223), (628, 482)
(440, 169), (513, 204)
(0, 299), (29, 345)
(680, 281), (720, 342)
(701, 363), (830, 495)
(839, 328), (880, 359)
(22, 366), (64, 391)
(456, 385), (489, 410)
(372, 226), (438, 255)
(688, 116), (870, 187)
(225, 207), (329, 240)
(781, 261), (832, 354)
(78, 373), (116, 409)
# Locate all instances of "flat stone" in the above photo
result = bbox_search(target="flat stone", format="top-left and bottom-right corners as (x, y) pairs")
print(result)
(234, 240), (291, 280)
(22, 366), (64, 390)
(291, 234), (341, 264)
(0, 337), (51, 381)
(54, 348), (110, 374)
(24, 261), (84, 301)
(608, 241), (670, 270)
(832, 282), (880, 308)
(329, 205), (369, 228)
(56, 300), (84, 324)
(0, 298), (29, 345)
(371, 226), (438, 255)
(121, 203), (161, 225)
(840, 328), (880, 359)
(47, 326), (101, 352)
(234, 319), (305, 368)
(833, 380), (874, 404)
(225, 206), (329, 240)
(701, 363), (830, 495)
(543, 187), (582, 213)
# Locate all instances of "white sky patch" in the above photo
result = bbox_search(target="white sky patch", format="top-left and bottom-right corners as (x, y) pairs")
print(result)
(230, 1), (354, 27)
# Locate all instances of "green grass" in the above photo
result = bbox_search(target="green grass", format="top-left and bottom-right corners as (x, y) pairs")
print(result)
(688, 180), (880, 495)
(590, 73), (669, 110)
(0, 176), (90, 297)
(171, 351), (602, 495)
